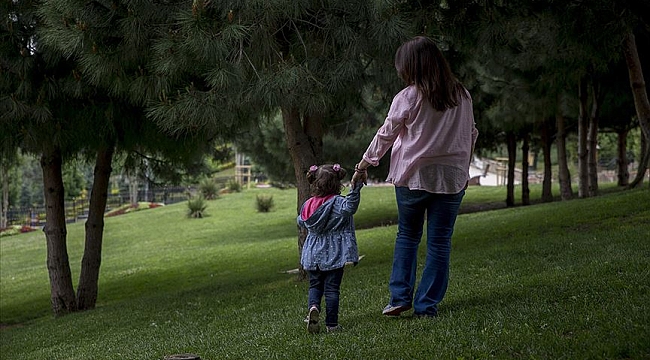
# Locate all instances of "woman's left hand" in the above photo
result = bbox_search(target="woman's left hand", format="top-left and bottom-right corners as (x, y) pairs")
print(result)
(351, 169), (367, 188)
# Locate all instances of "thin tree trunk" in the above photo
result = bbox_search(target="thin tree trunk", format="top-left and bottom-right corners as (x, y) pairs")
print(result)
(77, 146), (114, 310)
(506, 132), (516, 207)
(587, 81), (601, 196)
(541, 118), (553, 202)
(281, 107), (322, 281)
(556, 112), (573, 200)
(623, 31), (650, 141)
(616, 128), (629, 187)
(41, 147), (76, 316)
(629, 134), (649, 188)
(622, 30), (650, 188)
(129, 173), (138, 206)
(521, 131), (530, 205)
(578, 78), (589, 198)
(1, 164), (8, 229)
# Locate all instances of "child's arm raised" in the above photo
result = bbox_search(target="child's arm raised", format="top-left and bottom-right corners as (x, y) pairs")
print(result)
(339, 183), (363, 216)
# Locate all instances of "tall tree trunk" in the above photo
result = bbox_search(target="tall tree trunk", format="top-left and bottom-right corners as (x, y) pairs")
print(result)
(282, 107), (322, 280)
(521, 131), (530, 205)
(41, 147), (76, 316)
(616, 128), (629, 187)
(506, 132), (516, 207)
(540, 118), (553, 202)
(129, 173), (138, 206)
(77, 146), (114, 310)
(622, 31), (650, 188)
(623, 31), (650, 141)
(587, 86), (600, 197)
(629, 134), (649, 188)
(578, 78), (589, 198)
(556, 112), (573, 200)
(1, 164), (8, 229)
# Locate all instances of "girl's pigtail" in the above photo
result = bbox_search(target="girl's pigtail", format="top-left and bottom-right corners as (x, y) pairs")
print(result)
(332, 163), (347, 180)
(306, 165), (318, 184)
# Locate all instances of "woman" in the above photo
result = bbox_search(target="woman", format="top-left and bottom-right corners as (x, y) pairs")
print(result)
(351, 36), (478, 318)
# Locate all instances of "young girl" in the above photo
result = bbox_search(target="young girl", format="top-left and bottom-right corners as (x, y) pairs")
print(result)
(298, 163), (362, 333)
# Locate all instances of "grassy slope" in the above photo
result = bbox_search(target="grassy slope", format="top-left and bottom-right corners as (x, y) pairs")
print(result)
(0, 186), (648, 359)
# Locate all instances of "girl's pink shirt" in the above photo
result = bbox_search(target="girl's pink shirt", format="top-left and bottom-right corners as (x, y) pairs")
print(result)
(362, 85), (478, 194)
(300, 194), (336, 220)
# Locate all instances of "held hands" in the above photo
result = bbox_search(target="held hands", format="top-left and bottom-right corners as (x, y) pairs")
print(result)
(351, 171), (367, 188)
(351, 163), (368, 188)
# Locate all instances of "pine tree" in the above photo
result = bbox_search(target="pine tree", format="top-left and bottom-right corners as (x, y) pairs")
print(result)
(5, 0), (221, 315)
(138, 0), (409, 276)
(2, 0), (82, 315)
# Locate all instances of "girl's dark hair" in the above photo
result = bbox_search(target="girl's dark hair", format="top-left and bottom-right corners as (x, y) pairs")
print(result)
(394, 36), (468, 111)
(306, 164), (347, 197)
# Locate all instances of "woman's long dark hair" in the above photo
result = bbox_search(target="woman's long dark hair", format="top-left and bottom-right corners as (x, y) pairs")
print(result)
(394, 36), (467, 111)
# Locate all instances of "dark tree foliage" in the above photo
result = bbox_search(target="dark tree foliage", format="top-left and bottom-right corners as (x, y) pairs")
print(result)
(2, 0), (90, 316)
(126, 0), (409, 278)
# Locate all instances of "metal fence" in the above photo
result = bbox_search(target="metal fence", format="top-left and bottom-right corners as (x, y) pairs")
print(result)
(5, 185), (195, 227)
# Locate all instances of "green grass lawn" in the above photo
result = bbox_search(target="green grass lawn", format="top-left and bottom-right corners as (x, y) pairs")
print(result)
(1, 185), (648, 359)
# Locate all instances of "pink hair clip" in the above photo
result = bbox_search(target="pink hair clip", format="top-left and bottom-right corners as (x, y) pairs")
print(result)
(333, 164), (341, 172)
(309, 165), (318, 172)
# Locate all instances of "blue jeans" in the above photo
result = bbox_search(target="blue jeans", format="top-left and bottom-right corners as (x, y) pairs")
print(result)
(307, 267), (344, 327)
(389, 187), (464, 316)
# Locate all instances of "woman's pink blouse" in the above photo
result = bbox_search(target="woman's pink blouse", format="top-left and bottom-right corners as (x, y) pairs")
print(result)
(362, 85), (478, 194)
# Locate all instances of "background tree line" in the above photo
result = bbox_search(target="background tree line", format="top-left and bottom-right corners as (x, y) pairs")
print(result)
(1, 0), (648, 317)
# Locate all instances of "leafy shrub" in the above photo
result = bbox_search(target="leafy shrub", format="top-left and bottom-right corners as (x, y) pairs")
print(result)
(199, 178), (219, 200)
(225, 179), (242, 193)
(256, 195), (274, 213)
(269, 181), (293, 190)
(0, 225), (37, 237)
(105, 202), (164, 217)
(0, 226), (20, 237)
(187, 196), (208, 218)
(20, 225), (35, 233)
(216, 161), (235, 171)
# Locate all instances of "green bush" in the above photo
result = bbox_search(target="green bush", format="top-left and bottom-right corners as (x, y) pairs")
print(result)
(0, 226), (20, 237)
(0, 225), (37, 237)
(187, 196), (208, 218)
(225, 179), (242, 193)
(199, 178), (219, 200)
(255, 195), (274, 212)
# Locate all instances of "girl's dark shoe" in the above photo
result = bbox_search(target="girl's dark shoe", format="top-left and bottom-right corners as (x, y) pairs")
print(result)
(307, 306), (320, 334)
(326, 325), (342, 333)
